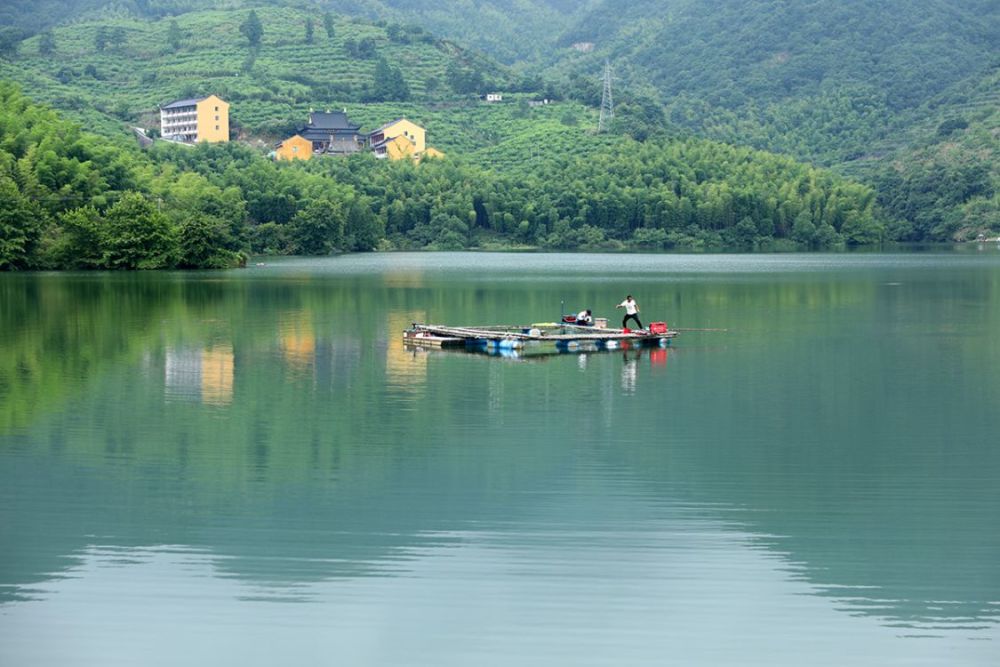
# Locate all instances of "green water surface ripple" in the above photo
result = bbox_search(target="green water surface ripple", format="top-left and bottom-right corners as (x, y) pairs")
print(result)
(1, 252), (999, 665)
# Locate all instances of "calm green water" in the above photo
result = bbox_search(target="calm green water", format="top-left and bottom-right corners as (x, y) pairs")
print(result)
(2, 252), (1000, 665)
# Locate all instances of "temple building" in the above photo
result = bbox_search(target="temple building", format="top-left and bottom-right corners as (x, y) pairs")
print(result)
(296, 110), (364, 155)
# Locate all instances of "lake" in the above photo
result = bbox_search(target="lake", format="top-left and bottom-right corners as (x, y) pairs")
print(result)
(2, 251), (999, 665)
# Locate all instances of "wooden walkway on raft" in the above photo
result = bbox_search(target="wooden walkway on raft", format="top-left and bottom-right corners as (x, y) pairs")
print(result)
(403, 322), (678, 349)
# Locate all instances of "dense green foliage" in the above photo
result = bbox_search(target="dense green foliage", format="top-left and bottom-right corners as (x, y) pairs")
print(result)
(3, 0), (987, 263)
(0, 82), (247, 269)
(321, 0), (595, 64)
(321, 0), (1000, 240)
(0, 4), (519, 139)
(0, 81), (886, 269)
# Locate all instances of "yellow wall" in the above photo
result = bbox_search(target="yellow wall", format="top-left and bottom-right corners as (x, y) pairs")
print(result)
(384, 135), (416, 161)
(418, 146), (445, 162)
(385, 310), (428, 389)
(280, 311), (315, 372)
(201, 345), (234, 406)
(195, 95), (229, 143)
(382, 118), (425, 154)
(276, 134), (313, 161)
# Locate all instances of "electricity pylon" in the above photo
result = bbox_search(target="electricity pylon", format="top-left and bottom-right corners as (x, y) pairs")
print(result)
(598, 60), (614, 133)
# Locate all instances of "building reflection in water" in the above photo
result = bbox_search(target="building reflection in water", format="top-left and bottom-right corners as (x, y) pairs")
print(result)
(164, 344), (234, 406)
(279, 311), (316, 375)
(201, 345), (234, 406)
(384, 310), (428, 392)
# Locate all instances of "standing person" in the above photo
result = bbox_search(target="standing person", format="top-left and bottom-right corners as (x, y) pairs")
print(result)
(616, 295), (642, 330)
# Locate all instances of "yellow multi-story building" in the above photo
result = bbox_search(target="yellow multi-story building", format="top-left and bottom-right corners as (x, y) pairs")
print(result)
(368, 118), (444, 161)
(160, 94), (229, 143)
(370, 118), (435, 161)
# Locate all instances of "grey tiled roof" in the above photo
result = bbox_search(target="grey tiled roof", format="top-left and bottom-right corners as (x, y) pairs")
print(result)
(161, 97), (205, 109)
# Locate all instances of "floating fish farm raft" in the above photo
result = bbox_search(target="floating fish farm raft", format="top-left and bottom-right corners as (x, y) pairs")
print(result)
(402, 322), (678, 353)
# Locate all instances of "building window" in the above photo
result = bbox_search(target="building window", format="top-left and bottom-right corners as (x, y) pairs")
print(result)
(215, 125), (220, 131)
(215, 106), (219, 111)
(215, 115), (219, 121)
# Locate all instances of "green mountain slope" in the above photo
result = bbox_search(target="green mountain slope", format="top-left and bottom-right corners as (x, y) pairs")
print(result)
(0, 70), (887, 274)
(321, 0), (593, 64)
(870, 65), (1000, 241)
(0, 5), (518, 138)
(292, 0), (998, 238)
(0, 3), (927, 262)
(328, 0), (1000, 239)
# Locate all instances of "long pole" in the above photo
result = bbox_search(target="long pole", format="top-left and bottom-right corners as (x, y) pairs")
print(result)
(672, 327), (729, 332)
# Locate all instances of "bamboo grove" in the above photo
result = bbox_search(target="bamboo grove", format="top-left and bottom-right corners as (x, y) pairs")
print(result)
(0, 82), (889, 269)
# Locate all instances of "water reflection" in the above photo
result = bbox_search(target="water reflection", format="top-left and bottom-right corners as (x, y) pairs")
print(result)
(279, 311), (316, 374)
(164, 344), (234, 406)
(2, 255), (1000, 663)
(386, 311), (429, 392)
(620, 350), (640, 393)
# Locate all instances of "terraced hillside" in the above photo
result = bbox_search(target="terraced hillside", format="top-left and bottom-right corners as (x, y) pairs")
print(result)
(0, 6), (519, 141)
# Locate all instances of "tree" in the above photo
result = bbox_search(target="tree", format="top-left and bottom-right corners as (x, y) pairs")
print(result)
(38, 31), (55, 55)
(305, 18), (314, 44)
(445, 62), (483, 94)
(178, 214), (241, 268)
(791, 210), (816, 246)
(323, 12), (335, 40)
(387, 24), (407, 43)
(53, 206), (104, 268)
(239, 10), (263, 48)
(0, 177), (41, 270)
(560, 110), (579, 126)
(357, 37), (377, 59)
(841, 211), (883, 245)
(167, 20), (183, 52)
(102, 193), (177, 269)
(288, 199), (345, 255)
(109, 27), (127, 51)
(94, 26), (109, 52)
(344, 198), (381, 251)
(372, 57), (410, 102)
(0, 27), (25, 57)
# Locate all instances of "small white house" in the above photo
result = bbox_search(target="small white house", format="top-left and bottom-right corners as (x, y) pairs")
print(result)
(484, 93), (503, 103)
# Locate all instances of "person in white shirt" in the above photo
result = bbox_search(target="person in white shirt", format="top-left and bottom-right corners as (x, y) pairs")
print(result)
(616, 295), (642, 329)
(576, 309), (593, 326)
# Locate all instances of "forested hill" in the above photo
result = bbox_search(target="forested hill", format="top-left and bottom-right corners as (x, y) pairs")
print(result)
(1, 79), (886, 271)
(0, 0), (995, 246)
(0, 4), (521, 141)
(321, 0), (598, 64)
(544, 0), (1000, 239)
(551, 1), (997, 151)
(309, 0), (1000, 240)
(558, 1), (997, 107)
